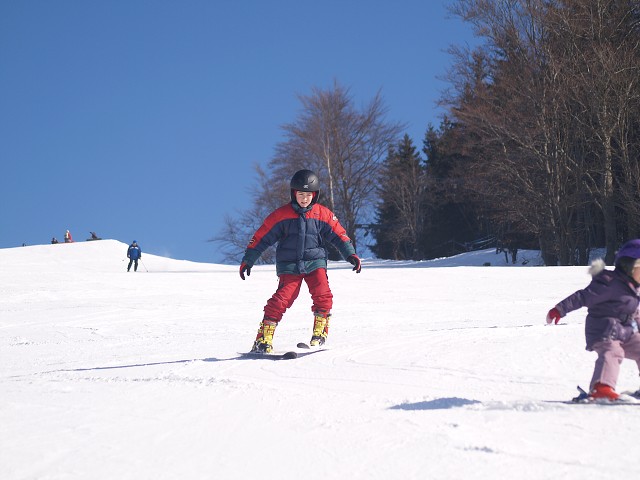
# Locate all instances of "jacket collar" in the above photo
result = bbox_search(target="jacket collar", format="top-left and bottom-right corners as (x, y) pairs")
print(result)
(291, 201), (313, 214)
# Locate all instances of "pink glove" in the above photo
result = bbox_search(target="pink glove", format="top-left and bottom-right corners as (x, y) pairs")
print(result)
(546, 307), (561, 325)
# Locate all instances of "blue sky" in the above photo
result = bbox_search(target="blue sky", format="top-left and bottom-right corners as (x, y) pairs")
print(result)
(1, 1), (476, 263)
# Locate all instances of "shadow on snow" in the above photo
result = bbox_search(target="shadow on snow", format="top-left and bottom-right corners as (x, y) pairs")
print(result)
(390, 397), (481, 410)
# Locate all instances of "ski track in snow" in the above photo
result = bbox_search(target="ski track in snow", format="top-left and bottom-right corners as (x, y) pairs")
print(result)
(2, 241), (640, 479)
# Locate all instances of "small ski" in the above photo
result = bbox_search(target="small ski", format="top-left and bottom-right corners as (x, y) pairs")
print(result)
(238, 347), (327, 360)
(553, 399), (640, 406)
(561, 385), (640, 405)
(240, 351), (298, 360)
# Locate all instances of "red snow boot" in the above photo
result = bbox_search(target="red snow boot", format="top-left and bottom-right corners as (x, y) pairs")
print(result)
(589, 383), (619, 401)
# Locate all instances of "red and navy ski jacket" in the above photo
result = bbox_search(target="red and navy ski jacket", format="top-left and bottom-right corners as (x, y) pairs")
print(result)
(242, 202), (356, 275)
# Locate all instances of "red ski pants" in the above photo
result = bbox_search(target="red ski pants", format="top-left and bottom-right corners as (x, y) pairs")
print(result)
(263, 268), (332, 322)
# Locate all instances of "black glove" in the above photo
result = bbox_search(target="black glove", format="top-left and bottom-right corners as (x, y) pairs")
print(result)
(347, 254), (361, 273)
(239, 262), (252, 280)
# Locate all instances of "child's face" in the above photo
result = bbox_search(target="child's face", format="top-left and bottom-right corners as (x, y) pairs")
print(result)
(633, 265), (640, 284)
(295, 190), (314, 208)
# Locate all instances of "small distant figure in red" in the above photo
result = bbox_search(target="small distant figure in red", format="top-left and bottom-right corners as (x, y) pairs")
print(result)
(64, 230), (73, 243)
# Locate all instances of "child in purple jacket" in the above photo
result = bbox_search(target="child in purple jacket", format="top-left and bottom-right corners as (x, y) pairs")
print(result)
(546, 239), (640, 401)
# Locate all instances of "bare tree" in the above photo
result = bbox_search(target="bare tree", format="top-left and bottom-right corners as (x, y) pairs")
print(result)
(212, 82), (403, 263)
(444, 0), (640, 264)
(270, 81), (404, 250)
(548, 0), (640, 262)
(445, 0), (579, 264)
(210, 164), (289, 264)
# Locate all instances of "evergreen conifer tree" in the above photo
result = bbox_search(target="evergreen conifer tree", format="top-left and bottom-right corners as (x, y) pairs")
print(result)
(372, 135), (426, 260)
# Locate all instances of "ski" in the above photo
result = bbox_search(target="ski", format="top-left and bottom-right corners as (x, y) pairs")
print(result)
(240, 351), (298, 360)
(552, 399), (640, 406)
(561, 385), (640, 405)
(239, 347), (327, 360)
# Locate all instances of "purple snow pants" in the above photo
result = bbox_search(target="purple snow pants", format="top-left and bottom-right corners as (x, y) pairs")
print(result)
(590, 332), (640, 390)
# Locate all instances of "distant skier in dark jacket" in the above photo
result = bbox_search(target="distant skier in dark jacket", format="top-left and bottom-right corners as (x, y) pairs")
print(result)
(546, 239), (640, 401)
(127, 241), (142, 272)
(239, 169), (361, 354)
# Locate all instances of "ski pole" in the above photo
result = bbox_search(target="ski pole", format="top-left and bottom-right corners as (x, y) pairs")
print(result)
(140, 259), (149, 272)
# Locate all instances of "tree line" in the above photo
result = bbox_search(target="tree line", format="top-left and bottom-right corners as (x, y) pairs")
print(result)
(215, 0), (640, 266)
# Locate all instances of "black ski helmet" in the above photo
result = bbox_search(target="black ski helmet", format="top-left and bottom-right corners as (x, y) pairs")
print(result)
(290, 169), (320, 205)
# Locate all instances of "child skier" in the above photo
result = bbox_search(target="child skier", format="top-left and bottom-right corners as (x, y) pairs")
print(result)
(546, 239), (640, 401)
(239, 169), (361, 353)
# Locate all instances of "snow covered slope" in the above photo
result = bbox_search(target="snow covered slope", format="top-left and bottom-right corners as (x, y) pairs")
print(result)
(2, 241), (639, 479)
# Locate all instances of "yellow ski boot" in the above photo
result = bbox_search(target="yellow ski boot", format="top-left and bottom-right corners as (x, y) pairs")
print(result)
(250, 319), (277, 353)
(310, 312), (330, 347)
